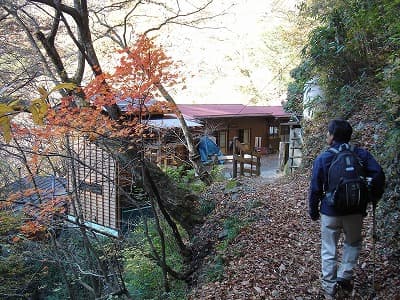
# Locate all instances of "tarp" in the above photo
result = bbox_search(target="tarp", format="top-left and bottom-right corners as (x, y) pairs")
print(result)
(198, 136), (224, 164)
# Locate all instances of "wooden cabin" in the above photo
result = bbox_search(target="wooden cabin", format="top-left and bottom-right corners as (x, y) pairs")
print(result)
(177, 104), (291, 155)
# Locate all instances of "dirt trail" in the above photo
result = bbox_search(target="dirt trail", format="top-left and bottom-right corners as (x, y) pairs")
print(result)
(189, 173), (400, 299)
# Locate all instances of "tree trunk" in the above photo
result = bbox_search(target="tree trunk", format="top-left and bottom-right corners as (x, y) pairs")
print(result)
(156, 83), (212, 185)
(114, 146), (204, 236)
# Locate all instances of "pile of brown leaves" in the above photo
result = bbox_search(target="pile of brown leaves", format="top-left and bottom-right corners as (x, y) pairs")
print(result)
(188, 173), (400, 299)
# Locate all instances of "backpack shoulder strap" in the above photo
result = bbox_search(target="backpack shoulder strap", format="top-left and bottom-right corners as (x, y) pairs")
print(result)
(338, 143), (351, 152)
(327, 147), (339, 155)
(348, 144), (366, 168)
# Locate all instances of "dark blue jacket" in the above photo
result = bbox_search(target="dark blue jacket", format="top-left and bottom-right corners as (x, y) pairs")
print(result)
(308, 142), (385, 219)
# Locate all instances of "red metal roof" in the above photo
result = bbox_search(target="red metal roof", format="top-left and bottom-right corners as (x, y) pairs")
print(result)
(177, 104), (290, 119)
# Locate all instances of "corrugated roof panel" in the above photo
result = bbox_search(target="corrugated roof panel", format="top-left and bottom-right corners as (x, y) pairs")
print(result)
(148, 117), (203, 129)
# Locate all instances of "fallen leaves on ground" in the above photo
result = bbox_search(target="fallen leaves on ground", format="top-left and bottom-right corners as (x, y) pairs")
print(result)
(188, 173), (400, 299)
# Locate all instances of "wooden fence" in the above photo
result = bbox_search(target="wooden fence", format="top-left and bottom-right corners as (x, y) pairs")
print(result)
(232, 138), (261, 177)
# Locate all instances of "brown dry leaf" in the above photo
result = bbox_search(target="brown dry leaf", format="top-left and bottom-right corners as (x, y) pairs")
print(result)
(189, 173), (400, 299)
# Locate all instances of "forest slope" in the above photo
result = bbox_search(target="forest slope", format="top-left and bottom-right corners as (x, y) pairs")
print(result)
(188, 173), (400, 299)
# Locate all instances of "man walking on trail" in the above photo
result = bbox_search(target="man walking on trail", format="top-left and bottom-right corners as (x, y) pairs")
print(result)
(308, 119), (385, 299)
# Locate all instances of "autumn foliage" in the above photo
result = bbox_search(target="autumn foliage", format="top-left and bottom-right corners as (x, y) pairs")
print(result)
(1, 35), (182, 241)
(0, 35), (179, 143)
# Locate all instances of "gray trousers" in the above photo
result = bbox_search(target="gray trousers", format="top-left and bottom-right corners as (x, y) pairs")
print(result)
(320, 214), (363, 295)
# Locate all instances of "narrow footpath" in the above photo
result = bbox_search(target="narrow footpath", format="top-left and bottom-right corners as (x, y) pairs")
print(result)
(189, 172), (400, 299)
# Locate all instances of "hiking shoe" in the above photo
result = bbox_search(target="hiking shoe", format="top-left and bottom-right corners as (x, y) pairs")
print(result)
(337, 278), (353, 292)
(337, 278), (353, 297)
(323, 293), (335, 300)
(320, 288), (336, 300)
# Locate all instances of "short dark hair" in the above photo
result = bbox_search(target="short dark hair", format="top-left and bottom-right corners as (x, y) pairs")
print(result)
(328, 119), (352, 143)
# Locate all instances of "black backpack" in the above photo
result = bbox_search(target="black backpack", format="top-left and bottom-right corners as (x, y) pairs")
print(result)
(325, 144), (368, 213)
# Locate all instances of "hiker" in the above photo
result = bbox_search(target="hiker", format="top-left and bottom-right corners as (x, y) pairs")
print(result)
(308, 119), (385, 299)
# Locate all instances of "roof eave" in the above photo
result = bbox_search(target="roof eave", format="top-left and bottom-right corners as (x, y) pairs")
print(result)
(192, 113), (275, 119)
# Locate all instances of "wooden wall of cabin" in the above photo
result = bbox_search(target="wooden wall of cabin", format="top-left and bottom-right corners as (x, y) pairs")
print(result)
(202, 117), (267, 155)
(203, 116), (290, 155)
(266, 118), (290, 153)
(67, 136), (118, 232)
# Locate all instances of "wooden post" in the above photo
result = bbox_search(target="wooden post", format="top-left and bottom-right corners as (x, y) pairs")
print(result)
(239, 151), (244, 176)
(250, 153), (254, 176)
(278, 142), (289, 171)
(232, 137), (238, 178)
(256, 154), (261, 176)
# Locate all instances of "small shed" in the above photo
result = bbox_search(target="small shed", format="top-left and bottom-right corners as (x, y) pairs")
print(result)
(145, 114), (203, 167)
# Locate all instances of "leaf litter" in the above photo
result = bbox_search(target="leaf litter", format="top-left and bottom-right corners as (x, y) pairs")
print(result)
(189, 173), (400, 299)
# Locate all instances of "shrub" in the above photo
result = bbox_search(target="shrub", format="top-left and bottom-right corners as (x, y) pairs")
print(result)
(123, 219), (187, 299)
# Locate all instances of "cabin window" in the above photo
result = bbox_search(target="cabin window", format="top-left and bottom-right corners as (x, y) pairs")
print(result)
(268, 126), (279, 137)
(238, 128), (250, 145)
